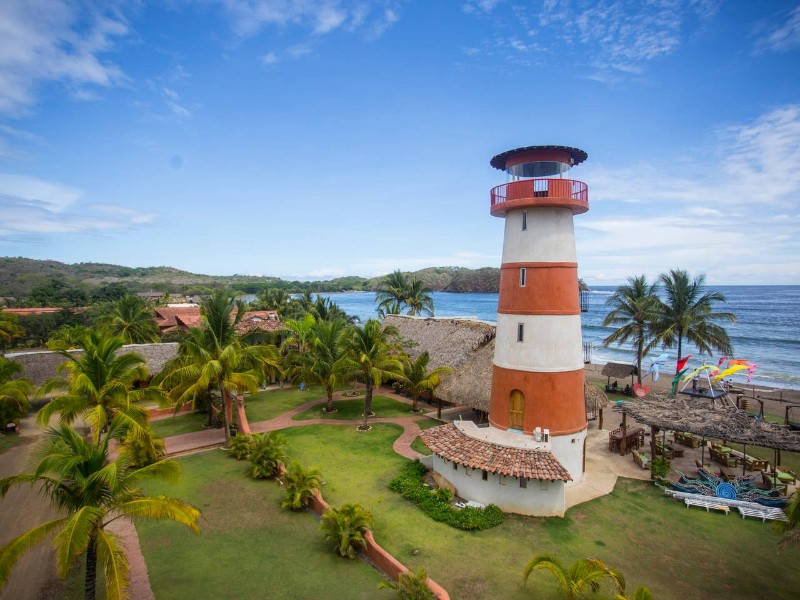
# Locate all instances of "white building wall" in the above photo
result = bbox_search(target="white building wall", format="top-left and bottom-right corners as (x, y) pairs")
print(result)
(550, 429), (587, 484)
(502, 208), (576, 264)
(494, 314), (584, 372)
(432, 456), (566, 517)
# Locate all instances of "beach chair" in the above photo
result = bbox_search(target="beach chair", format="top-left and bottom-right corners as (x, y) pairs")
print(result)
(633, 452), (650, 470)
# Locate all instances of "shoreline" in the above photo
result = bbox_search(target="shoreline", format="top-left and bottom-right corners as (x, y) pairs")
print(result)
(584, 363), (800, 418)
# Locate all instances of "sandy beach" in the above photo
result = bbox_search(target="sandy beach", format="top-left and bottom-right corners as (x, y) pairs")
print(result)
(584, 363), (800, 422)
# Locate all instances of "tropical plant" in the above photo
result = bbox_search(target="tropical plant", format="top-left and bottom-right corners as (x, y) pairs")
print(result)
(99, 295), (160, 344)
(253, 287), (293, 316)
(0, 312), (24, 349)
(156, 291), (281, 444)
(248, 432), (288, 479)
(616, 587), (654, 600)
(46, 324), (91, 350)
(775, 490), (800, 548)
(375, 270), (409, 317)
(228, 433), (254, 460)
(379, 567), (435, 599)
(311, 296), (358, 324)
(0, 358), (32, 427)
(649, 270), (735, 373)
(602, 276), (659, 383)
(398, 351), (452, 412)
(0, 416), (200, 600)
(292, 319), (352, 413)
(404, 277), (434, 317)
(320, 503), (374, 559)
(523, 553), (626, 600)
(119, 428), (166, 468)
(345, 320), (404, 431)
(37, 330), (160, 445)
(281, 461), (323, 511)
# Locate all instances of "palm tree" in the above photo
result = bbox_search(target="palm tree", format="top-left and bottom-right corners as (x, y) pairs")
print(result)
(0, 416), (200, 600)
(404, 277), (434, 316)
(379, 567), (435, 599)
(376, 270), (409, 317)
(523, 553), (626, 600)
(345, 320), (404, 431)
(156, 291), (281, 444)
(312, 296), (358, 324)
(99, 295), (160, 343)
(0, 313), (24, 350)
(776, 490), (800, 548)
(601, 276), (659, 383)
(293, 319), (353, 413)
(320, 503), (374, 559)
(37, 330), (159, 445)
(253, 287), (292, 316)
(650, 269), (735, 372)
(398, 352), (453, 413)
(46, 324), (91, 350)
(281, 461), (323, 511)
(248, 432), (288, 479)
(0, 357), (32, 429)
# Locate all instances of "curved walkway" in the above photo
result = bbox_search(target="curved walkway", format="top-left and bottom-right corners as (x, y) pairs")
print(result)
(164, 388), (436, 460)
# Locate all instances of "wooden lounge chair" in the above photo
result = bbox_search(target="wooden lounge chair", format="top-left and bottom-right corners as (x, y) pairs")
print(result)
(674, 432), (701, 448)
(655, 443), (674, 460)
(774, 467), (797, 486)
(710, 447), (737, 468)
(633, 451), (650, 470)
(761, 472), (789, 497)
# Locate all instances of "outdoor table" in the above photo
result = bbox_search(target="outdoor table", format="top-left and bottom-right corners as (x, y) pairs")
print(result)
(609, 427), (644, 456)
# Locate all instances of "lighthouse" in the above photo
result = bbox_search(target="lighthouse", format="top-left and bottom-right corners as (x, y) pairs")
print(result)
(488, 145), (589, 482)
(419, 145), (587, 516)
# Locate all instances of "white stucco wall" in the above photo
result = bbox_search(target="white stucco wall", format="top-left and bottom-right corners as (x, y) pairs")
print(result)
(432, 455), (566, 517)
(551, 429), (587, 484)
(494, 314), (583, 372)
(502, 207), (576, 263)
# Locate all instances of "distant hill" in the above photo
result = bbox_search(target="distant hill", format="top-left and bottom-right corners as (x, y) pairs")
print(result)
(0, 257), (506, 300)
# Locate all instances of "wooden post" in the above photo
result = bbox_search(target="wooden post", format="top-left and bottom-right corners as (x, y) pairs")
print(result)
(650, 424), (657, 475)
(700, 436), (706, 468)
(620, 413), (628, 455)
(742, 443), (746, 476)
(599, 407), (604, 431)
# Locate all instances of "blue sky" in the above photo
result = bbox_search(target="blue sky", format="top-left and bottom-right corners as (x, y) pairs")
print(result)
(0, 0), (799, 285)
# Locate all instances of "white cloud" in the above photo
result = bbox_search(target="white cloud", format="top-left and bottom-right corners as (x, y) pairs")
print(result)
(0, 175), (157, 237)
(577, 105), (800, 284)
(753, 5), (800, 54)
(0, 0), (129, 115)
(216, 0), (401, 39)
(465, 0), (720, 77)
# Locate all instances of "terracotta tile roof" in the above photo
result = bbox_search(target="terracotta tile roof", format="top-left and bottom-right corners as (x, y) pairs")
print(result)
(236, 311), (283, 334)
(420, 424), (572, 481)
(154, 307), (201, 330)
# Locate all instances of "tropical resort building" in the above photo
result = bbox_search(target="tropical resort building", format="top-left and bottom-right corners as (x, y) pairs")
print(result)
(417, 145), (591, 516)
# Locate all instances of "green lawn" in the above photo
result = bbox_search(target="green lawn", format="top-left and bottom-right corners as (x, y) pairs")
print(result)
(410, 418), (441, 456)
(136, 450), (393, 600)
(280, 424), (800, 600)
(0, 432), (22, 455)
(150, 411), (210, 439)
(292, 396), (415, 421)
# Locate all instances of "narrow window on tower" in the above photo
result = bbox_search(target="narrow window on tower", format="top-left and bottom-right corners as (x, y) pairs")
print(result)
(517, 323), (524, 343)
(522, 210), (527, 231)
(519, 267), (526, 287)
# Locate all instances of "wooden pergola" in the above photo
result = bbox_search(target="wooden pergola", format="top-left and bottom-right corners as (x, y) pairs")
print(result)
(614, 393), (800, 476)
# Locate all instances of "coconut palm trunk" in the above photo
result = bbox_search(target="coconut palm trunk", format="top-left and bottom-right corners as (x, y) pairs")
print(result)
(362, 380), (374, 430)
(326, 388), (335, 413)
(84, 534), (98, 600)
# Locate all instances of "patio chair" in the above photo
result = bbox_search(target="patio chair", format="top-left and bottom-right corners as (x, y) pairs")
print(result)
(633, 452), (650, 470)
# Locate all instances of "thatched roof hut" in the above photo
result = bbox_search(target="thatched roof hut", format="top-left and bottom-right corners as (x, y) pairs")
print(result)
(601, 362), (638, 380)
(616, 393), (800, 452)
(384, 315), (495, 412)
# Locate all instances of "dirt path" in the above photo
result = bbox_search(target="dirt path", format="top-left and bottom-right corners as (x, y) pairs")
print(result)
(0, 415), (64, 600)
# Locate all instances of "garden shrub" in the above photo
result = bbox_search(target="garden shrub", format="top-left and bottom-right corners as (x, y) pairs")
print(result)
(228, 434), (254, 460)
(388, 461), (503, 530)
(379, 567), (435, 599)
(249, 432), (288, 479)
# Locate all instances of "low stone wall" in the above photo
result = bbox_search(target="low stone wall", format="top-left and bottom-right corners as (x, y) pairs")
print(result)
(302, 475), (449, 599)
(4, 342), (179, 385)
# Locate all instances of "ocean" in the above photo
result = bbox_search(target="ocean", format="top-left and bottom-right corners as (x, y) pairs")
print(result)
(318, 286), (800, 391)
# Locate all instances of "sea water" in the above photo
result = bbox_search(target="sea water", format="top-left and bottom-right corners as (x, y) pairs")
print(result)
(320, 286), (800, 391)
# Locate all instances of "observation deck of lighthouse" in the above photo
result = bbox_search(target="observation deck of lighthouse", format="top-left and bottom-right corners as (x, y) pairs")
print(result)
(453, 420), (552, 452)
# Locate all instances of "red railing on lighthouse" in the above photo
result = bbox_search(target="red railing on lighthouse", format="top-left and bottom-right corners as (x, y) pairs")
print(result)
(490, 178), (588, 216)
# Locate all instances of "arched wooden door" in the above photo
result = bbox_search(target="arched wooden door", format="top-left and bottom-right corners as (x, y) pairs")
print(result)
(509, 389), (525, 430)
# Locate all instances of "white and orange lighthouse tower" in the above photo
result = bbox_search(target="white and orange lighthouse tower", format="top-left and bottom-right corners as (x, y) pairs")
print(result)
(420, 145), (588, 516)
(488, 145), (589, 481)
